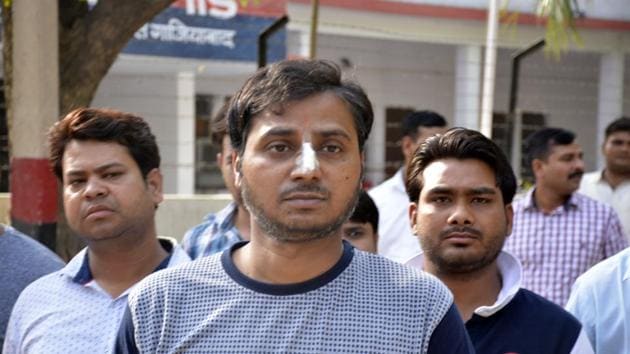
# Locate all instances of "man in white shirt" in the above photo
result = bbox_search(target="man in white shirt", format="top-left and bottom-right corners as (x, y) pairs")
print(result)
(578, 116), (630, 238)
(369, 111), (447, 263)
(3, 108), (190, 354)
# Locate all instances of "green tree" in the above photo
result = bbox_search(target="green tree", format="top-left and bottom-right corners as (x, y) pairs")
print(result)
(537, 0), (582, 54)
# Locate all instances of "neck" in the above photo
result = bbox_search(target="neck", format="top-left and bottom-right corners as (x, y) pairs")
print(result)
(234, 204), (251, 241)
(232, 230), (344, 284)
(603, 168), (630, 189)
(534, 185), (569, 213)
(87, 231), (167, 298)
(426, 261), (502, 322)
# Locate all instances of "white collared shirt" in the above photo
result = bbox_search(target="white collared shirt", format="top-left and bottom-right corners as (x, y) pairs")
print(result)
(406, 251), (522, 318)
(3, 237), (191, 354)
(579, 170), (630, 238)
(406, 251), (593, 354)
(567, 247), (630, 354)
(369, 169), (420, 263)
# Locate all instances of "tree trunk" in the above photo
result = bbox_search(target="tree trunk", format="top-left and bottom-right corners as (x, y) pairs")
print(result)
(3, 0), (176, 260)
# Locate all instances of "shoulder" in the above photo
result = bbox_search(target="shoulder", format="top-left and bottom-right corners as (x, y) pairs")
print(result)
(128, 253), (224, 306)
(0, 227), (64, 271)
(352, 252), (453, 308)
(513, 289), (581, 327)
(9, 270), (66, 317)
(573, 193), (615, 215)
(574, 248), (630, 289)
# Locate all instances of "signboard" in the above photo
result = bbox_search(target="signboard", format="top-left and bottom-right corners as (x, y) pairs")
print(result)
(123, 0), (287, 62)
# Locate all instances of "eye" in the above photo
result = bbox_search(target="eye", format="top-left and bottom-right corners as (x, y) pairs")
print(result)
(67, 178), (85, 187)
(472, 197), (490, 204)
(267, 142), (291, 153)
(344, 228), (365, 239)
(103, 171), (123, 180)
(432, 196), (450, 204)
(321, 144), (342, 154)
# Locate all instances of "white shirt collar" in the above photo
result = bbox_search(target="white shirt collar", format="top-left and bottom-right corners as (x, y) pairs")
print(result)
(405, 250), (522, 317)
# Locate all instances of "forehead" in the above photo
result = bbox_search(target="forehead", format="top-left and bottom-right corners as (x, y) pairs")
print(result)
(421, 158), (497, 192)
(606, 131), (630, 141)
(247, 92), (358, 143)
(62, 140), (135, 173)
(548, 143), (582, 157)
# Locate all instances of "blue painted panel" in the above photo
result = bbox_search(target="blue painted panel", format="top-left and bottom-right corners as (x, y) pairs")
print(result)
(123, 7), (285, 62)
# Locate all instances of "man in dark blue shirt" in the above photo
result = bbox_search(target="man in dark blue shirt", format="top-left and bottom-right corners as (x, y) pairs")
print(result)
(405, 128), (593, 354)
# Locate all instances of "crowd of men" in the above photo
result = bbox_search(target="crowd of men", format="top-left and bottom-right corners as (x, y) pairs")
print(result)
(1, 59), (629, 353)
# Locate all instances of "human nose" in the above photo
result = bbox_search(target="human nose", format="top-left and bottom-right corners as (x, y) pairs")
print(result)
(83, 177), (107, 199)
(290, 142), (322, 180)
(446, 202), (474, 225)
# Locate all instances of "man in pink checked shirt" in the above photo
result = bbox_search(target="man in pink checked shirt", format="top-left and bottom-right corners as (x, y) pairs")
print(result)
(503, 127), (627, 306)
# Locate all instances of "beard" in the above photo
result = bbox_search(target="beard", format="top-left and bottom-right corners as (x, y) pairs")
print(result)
(240, 175), (361, 243)
(422, 225), (506, 278)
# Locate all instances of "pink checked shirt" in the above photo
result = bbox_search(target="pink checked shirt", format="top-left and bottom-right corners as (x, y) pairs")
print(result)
(504, 188), (628, 306)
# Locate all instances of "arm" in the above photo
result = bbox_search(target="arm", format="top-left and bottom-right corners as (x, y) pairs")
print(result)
(2, 315), (21, 354)
(426, 304), (475, 354)
(603, 210), (627, 258)
(566, 279), (597, 352)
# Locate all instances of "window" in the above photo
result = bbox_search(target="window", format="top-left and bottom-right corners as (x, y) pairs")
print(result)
(384, 107), (414, 178)
(492, 111), (546, 183)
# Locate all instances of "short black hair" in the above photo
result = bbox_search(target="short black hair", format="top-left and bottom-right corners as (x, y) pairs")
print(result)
(605, 117), (630, 138)
(524, 127), (576, 169)
(228, 59), (373, 155)
(405, 128), (517, 205)
(349, 190), (379, 233)
(401, 110), (447, 139)
(210, 101), (230, 147)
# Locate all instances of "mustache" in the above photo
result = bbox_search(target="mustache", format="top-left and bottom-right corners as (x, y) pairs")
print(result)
(279, 184), (330, 199)
(438, 226), (483, 239)
(568, 170), (583, 180)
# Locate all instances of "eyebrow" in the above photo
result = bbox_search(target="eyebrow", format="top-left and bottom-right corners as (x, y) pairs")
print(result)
(427, 186), (497, 195)
(260, 127), (295, 139)
(65, 162), (125, 177)
(260, 127), (353, 141)
(319, 128), (352, 141)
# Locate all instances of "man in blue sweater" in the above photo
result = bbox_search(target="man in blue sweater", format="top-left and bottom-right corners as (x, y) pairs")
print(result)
(405, 128), (593, 354)
(116, 59), (473, 353)
(0, 225), (63, 348)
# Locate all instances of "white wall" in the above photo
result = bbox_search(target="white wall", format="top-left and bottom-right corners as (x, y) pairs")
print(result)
(92, 72), (196, 194)
(288, 30), (616, 177)
(493, 48), (601, 170)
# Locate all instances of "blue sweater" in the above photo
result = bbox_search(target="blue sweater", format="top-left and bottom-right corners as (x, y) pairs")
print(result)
(116, 241), (474, 353)
(467, 288), (582, 354)
(0, 227), (64, 347)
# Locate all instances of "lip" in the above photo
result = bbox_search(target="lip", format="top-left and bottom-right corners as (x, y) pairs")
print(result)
(84, 205), (114, 219)
(443, 232), (478, 244)
(283, 193), (326, 208)
(283, 192), (326, 200)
